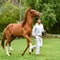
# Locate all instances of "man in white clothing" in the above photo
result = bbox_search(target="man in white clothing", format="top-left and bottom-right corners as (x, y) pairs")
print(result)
(31, 18), (45, 55)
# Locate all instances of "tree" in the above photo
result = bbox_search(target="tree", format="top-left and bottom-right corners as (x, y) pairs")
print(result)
(2, 0), (19, 6)
(26, 0), (56, 33)
(0, 2), (20, 32)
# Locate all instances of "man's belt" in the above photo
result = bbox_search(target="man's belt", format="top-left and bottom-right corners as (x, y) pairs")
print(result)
(37, 35), (42, 37)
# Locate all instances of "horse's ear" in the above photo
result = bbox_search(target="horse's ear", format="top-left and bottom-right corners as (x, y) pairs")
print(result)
(26, 7), (32, 11)
(28, 7), (32, 10)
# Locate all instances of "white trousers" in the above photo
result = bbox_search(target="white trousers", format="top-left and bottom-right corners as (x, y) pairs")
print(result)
(31, 37), (43, 54)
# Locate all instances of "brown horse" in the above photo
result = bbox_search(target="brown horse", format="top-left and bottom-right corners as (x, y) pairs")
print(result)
(1, 7), (40, 56)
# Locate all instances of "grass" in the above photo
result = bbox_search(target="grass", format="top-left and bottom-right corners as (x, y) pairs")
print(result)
(0, 37), (60, 60)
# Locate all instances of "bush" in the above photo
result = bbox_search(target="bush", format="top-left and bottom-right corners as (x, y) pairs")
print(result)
(0, 2), (20, 32)
(40, 3), (56, 33)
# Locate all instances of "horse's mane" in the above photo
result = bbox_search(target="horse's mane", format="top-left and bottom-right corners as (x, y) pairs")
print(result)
(22, 7), (31, 27)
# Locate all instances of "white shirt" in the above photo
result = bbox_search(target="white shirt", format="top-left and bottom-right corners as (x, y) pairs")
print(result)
(32, 23), (44, 37)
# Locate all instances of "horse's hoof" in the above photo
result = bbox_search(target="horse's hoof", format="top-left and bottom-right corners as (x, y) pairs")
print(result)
(7, 54), (10, 56)
(21, 53), (24, 56)
(29, 52), (31, 54)
(8, 55), (10, 56)
(9, 52), (12, 55)
(32, 49), (33, 52)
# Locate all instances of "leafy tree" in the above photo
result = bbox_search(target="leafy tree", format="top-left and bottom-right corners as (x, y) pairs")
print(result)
(0, 2), (20, 32)
(0, 0), (60, 33)
(40, 3), (56, 32)
(0, 0), (3, 6)
(26, 0), (57, 33)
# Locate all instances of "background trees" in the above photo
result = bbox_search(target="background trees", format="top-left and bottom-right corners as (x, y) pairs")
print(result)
(0, 0), (60, 34)
(0, 1), (20, 32)
(26, 0), (60, 34)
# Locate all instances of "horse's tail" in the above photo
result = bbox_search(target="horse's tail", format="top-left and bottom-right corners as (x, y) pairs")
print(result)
(1, 32), (6, 49)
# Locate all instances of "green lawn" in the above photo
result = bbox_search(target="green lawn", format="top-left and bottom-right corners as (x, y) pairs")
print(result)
(0, 37), (60, 60)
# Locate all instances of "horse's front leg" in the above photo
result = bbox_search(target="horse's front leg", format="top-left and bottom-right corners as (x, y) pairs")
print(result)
(22, 34), (32, 56)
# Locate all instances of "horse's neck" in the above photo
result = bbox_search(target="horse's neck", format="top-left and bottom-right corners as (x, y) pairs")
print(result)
(26, 15), (33, 27)
(22, 12), (33, 27)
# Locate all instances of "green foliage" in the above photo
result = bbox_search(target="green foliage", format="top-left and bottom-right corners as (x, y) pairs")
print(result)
(26, 0), (36, 9)
(0, 0), (3, 6)
(20, 6), (28, 20)
(40, 3), (56, 32)
(26, 0), (59, 33)
(0, 0), (60, 33)
(0, 38), (60, 60)
(0, 2), (20, 32)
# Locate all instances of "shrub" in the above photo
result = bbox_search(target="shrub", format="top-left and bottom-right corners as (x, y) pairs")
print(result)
(0, 2), (20, 32)
(40, 3), (56, 33)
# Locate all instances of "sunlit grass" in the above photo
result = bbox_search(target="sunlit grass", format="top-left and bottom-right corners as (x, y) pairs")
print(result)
(0, 37), (60, 60)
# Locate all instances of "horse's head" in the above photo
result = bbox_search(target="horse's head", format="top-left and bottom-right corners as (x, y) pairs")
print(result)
(26, 7), (40, 17)
(22, 7), (40, 27)
(30, 8), (40, 17)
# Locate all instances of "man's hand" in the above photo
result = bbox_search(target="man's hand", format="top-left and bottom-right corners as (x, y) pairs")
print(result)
(43, 30), (46, 36)
(44, 30), (46, 33)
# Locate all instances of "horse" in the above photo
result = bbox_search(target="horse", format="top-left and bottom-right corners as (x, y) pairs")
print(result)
(1, 7), (40, 56)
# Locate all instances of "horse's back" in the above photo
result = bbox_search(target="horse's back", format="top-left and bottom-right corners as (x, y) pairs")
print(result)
(4, 23), (23, 37)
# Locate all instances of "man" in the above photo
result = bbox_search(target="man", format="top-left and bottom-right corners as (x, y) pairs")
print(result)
(31, 18), (45, 55)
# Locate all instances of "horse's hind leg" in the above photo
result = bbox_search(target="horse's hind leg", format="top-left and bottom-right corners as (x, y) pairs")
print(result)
(5, 31), (13, 56)
(6, 40), (10, 56)
(9, 42), (13, 54)
(6, 38), (13, 56)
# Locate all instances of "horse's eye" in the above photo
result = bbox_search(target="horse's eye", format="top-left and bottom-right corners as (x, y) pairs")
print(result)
(30, 10), (35, 14)
(30, 10), (32, 13)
